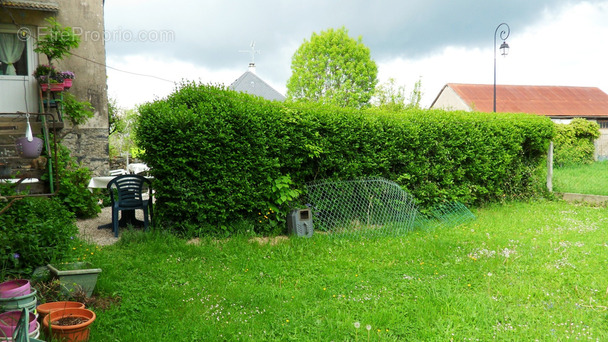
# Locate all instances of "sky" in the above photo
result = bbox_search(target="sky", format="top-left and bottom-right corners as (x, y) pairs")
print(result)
(102, 0), (608, 110)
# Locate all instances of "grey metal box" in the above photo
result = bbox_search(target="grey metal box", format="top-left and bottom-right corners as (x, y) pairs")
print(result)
(287, 208), (313, 237)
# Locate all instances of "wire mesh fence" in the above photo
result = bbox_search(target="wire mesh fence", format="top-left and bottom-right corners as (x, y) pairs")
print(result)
(306, 178), (475, 239)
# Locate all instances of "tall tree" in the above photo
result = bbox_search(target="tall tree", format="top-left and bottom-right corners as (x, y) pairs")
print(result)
(286, 27), (378, 108)
(372, 77), (423, 111)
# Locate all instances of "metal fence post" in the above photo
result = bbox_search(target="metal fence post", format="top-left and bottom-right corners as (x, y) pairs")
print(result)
(547, 141), (553, 192)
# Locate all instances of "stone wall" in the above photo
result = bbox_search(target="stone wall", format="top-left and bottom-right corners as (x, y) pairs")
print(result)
(54, 0), (110, 176)
(60, 127), (109, 175)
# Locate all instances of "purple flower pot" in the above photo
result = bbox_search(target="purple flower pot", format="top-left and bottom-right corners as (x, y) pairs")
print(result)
(0, 310), (37, 337)
(15, 137), (43, 159)
(0, 280), (30, 298)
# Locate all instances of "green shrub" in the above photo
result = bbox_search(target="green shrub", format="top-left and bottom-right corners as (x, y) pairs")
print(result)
(553, 118), (600, 167)
(0, 195), (78, 277)
(61, 92), (94, 126)
(136, 82), (555, 236)
(47, 143), (101, 218)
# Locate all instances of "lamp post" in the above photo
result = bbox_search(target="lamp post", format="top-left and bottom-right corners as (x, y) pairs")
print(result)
(493, 23), (510, 112)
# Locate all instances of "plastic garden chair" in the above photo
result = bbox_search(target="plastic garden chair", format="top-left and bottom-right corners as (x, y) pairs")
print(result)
(107, 174), (153, 237)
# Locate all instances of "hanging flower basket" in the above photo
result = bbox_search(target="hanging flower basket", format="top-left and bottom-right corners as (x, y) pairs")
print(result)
(15, 137), (43, 159)
(63, 79), (72, 89)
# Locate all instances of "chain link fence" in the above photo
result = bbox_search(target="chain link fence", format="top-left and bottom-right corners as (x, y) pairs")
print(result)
(306, 178), (475, 238)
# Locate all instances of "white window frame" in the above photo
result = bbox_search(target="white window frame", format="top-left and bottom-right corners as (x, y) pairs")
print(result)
(0, 24), (38, 113)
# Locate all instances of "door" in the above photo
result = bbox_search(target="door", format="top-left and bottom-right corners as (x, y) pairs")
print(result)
(0, 24), (38, 113)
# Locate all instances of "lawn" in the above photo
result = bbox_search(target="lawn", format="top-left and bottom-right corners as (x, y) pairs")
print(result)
(86, 199), (608, 341)
(553, 161), (608, 195)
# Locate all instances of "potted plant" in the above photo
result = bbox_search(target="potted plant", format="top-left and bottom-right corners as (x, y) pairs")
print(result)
(33, 64), (56, 81)
(47, 262), (101, 298)
(42, 307), (95, 342)
(59, 71), (75, 88)
(37, 301), (85, 325)
(33, 17), (80, 111)
(33, 65), (65, 92)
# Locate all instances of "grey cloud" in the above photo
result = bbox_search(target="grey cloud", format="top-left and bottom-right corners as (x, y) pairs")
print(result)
(104, 0), (595, 85)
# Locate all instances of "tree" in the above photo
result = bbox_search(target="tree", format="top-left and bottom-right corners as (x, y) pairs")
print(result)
(286, 27), (378, 108)
(109, 106), (139, 159)
(372, 77), (423, 111)
(34, 17), (80, 66)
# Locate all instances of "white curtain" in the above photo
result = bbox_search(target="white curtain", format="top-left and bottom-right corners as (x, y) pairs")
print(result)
(0, 33), (25, 75)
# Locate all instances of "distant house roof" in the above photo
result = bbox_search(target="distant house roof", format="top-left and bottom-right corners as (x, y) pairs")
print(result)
(430, 83), (608, 117)
(0, 0), (59, 11)
(229, 69), (285, 102)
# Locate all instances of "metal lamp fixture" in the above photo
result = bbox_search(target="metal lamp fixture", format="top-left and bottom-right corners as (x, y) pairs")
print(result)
(494, 23), (510, 112)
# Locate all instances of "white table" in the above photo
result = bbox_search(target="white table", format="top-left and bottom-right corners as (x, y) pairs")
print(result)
(127, 163), (150, 174)
(0, 178), (39, 184)
(87, 175), (153, 191)
(87, 176), (116, 191)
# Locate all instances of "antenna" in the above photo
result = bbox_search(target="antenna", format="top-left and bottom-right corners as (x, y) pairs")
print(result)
(239, 41), (261, 65)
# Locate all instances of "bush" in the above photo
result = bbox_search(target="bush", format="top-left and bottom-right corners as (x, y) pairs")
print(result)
(0, 195), (78, 277)
(46, 143), (101, 218)
(553, 118), (600, 167)
(137, 82), (555, 236)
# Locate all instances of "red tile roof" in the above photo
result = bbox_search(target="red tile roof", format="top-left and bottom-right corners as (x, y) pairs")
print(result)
(444, 83), (608, 117)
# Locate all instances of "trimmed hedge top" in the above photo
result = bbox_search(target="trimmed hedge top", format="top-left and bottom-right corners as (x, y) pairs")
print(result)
(136, 82), (555, 234)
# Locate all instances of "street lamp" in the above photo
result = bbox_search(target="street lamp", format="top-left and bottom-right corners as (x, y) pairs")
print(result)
(493, 23), (510, 112)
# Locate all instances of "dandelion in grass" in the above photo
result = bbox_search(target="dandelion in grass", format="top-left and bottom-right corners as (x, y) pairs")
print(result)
(354, 322), (360, 341)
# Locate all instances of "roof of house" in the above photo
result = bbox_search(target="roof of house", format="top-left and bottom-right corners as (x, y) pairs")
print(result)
(229, 71), (285, 102)
(0, 0), (59, 11)
(431, 83), (608, 117)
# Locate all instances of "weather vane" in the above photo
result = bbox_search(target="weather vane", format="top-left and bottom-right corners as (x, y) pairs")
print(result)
(239, 41), (261, 64)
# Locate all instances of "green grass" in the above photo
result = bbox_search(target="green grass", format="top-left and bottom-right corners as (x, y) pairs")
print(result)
(553, 161), (608, 195)
(87, 200), (608, 341)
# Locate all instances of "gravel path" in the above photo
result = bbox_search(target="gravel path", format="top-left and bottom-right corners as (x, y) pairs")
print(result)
(75, 206), (147, 246)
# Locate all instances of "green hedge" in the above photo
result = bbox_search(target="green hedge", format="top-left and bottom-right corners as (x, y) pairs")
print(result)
(136, 83), (555, 235)
(553, 118), (600, 167)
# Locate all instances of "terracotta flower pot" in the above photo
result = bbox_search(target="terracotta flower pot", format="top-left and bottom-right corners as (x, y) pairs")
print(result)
(42, 308), (95, 342)
(36, 301), (85, 325)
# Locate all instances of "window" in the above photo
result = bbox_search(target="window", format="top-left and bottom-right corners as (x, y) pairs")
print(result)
(597, 120), (608, 129)
(0, 31), (29, 76)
